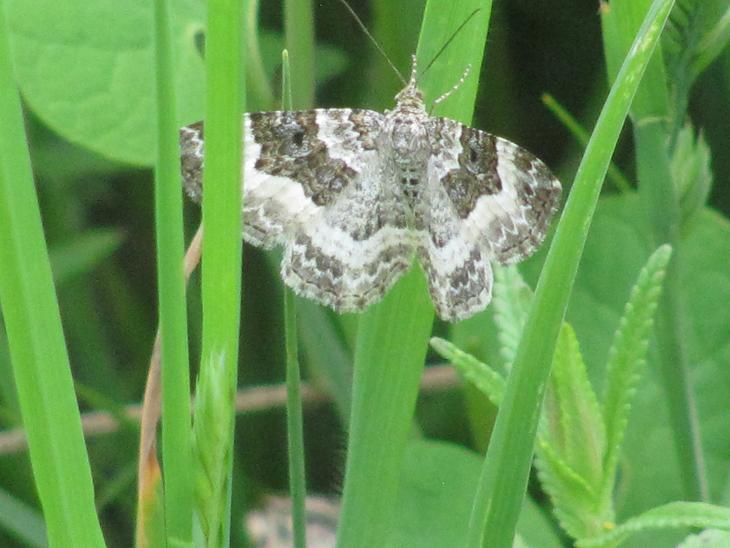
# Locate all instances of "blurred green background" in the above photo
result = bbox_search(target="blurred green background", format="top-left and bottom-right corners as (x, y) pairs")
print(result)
(0, 0), (728, 546)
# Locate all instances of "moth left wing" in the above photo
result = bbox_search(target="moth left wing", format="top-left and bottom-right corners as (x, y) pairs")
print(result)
(415, 177), (494, 322)
(428, 118), (561, 265)
(414, 118), (561, 321)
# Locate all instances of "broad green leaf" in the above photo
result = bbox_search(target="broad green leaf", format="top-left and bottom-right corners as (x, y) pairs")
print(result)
(5, 0), (206, 165)
(576, 502), (730, 547)
(391, 440), (562, 548)
(5, 0), (351, 166)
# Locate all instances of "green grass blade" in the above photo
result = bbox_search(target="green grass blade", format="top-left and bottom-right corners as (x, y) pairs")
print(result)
(192, 0), (245, 544)
(0, 7), (106, 546)
(245, 0), (275, 109)
(284, 0), (315, 109)
(281, 49), (307, 548)
(151, 0), (193, 543)
(491, 265), (532, 367)
(284, 287), (307, 548)
(336, 3), (493, 546)
(336, 270), (434, 548)
(466, 1), (676, 546)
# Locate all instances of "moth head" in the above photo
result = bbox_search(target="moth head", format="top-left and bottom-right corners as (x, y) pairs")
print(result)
(393, 82), (425, 112)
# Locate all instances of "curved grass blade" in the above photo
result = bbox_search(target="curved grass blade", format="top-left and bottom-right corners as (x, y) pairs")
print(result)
(466, 1), (676, 545)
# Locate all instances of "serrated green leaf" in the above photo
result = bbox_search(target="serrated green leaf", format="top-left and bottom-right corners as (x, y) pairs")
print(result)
(429, 337), (505, 406)
(535, 436), (601, 540)
(537, 324), (609, 539)
(601, 244), (672, 501)
(576, 502), (730, 547)
(546, 324), (606, 490)
(492, 265), (533, 367)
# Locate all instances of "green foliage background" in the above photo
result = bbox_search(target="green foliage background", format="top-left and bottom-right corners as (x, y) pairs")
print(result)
(0, 0), (729, 546)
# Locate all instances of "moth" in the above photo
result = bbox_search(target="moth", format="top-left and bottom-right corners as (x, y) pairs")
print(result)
(180, 57), (561, 321)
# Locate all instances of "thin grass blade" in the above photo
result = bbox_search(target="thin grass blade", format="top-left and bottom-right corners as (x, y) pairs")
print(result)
(0, 7), (106, 546)
(336, 2), (494, 546)
(151, 0), (193, 543)
(192, 0), (245, 544)
(281, 49), (308, 548)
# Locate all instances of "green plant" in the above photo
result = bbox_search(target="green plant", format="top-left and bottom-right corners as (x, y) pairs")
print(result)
(432, 246), (730, 546)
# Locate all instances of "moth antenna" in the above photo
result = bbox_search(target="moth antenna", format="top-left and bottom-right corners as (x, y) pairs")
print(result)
(418, 8), (481, 83)
(430, 64), (472, 113)
(408, 54), (418, 85)
(337, 0), (407, 86)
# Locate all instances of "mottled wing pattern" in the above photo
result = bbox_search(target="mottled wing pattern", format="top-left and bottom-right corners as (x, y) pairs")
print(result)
(432, 117), (562, 264)
(415, 171), (494, 322)
(415, 117), (561, 321)
(279, 110), (417, 312)
(180, 109), (416, 313)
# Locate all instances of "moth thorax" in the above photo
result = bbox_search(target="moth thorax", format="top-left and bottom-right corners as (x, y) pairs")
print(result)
(398, 168), (423, 206)
(387, 115), (429, 157)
